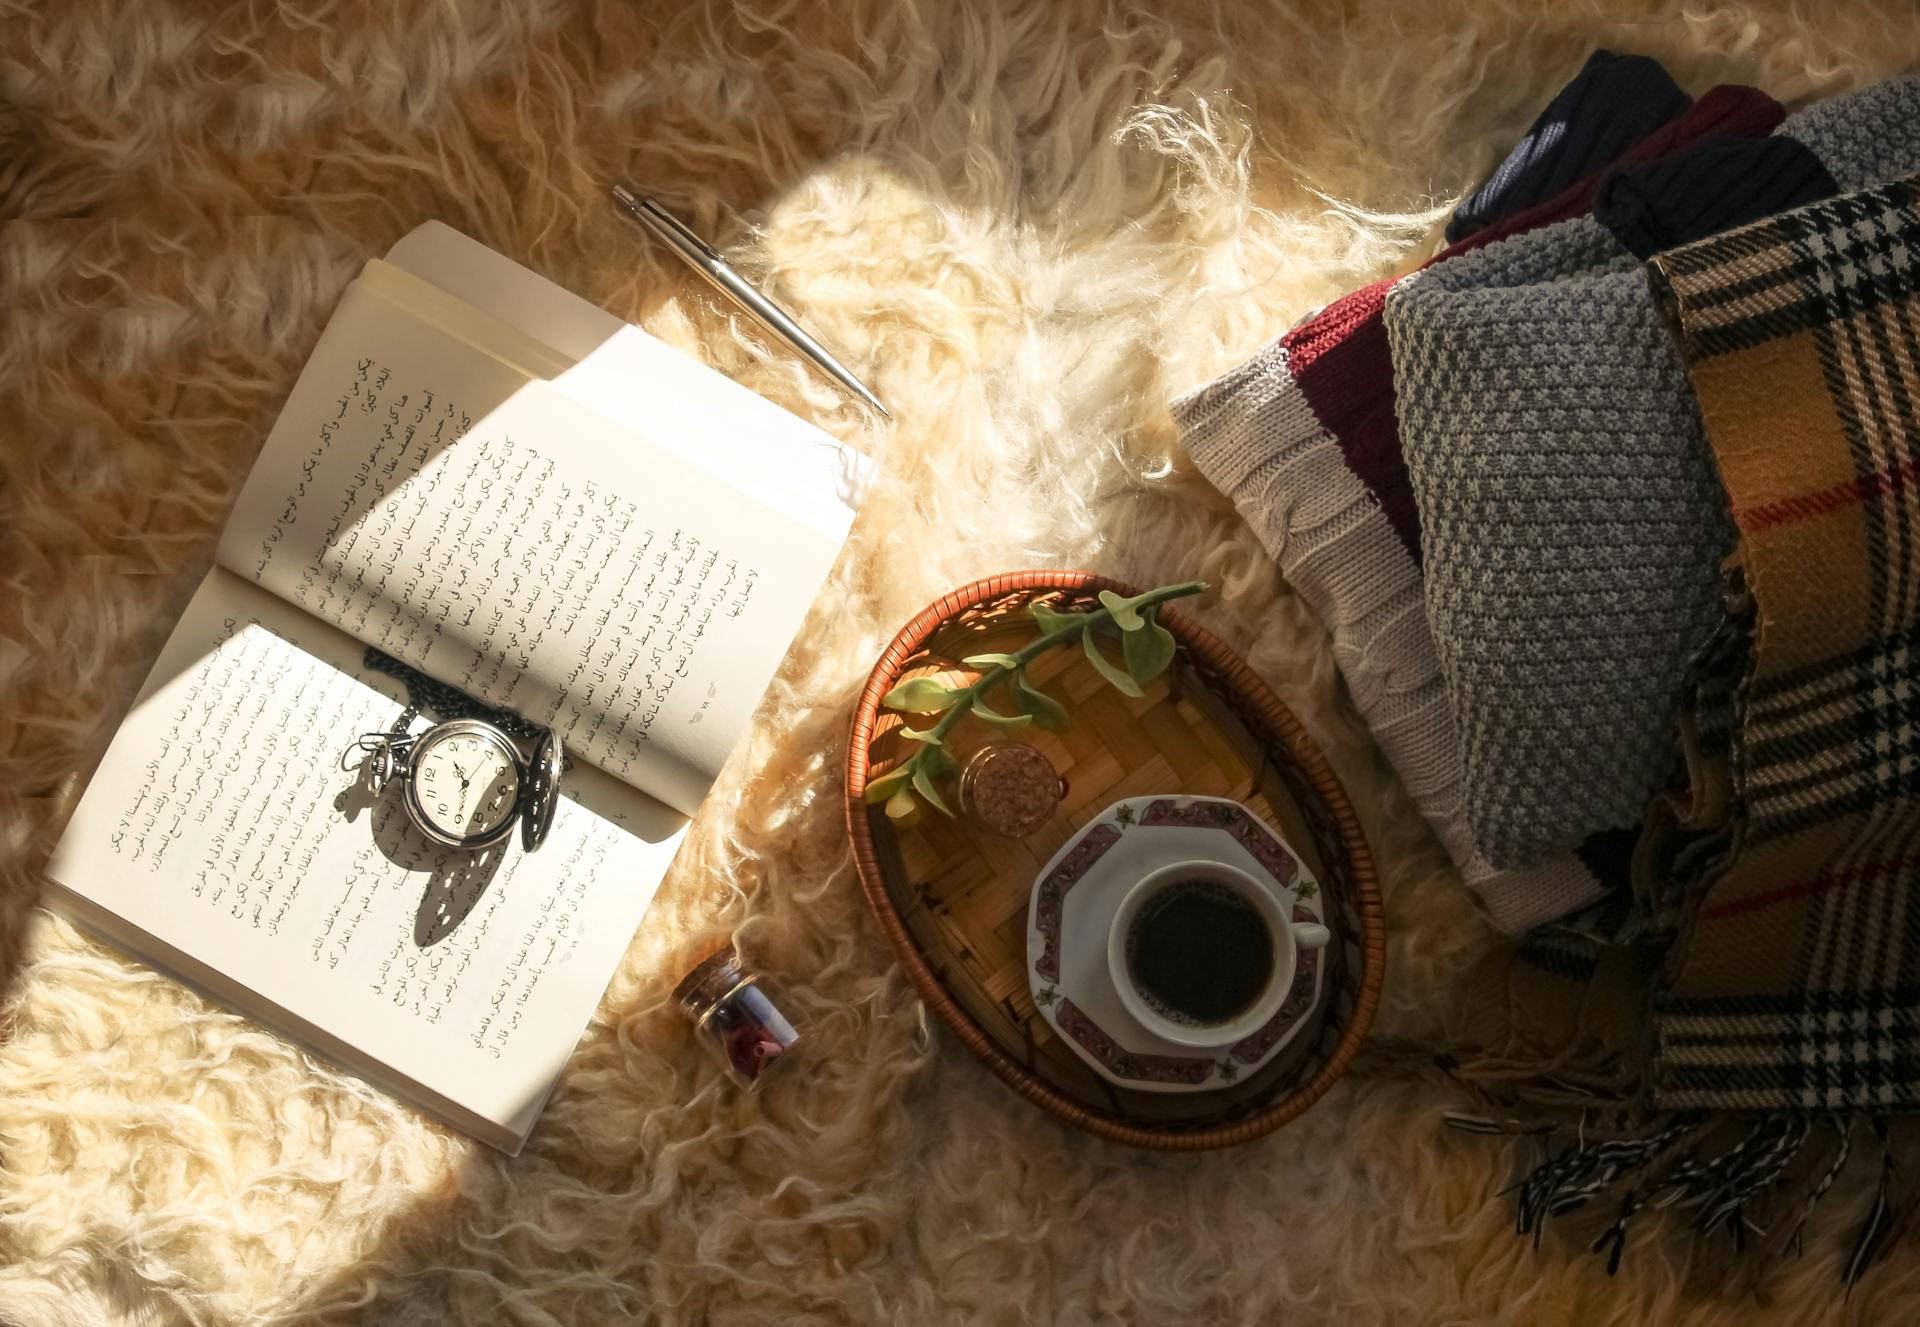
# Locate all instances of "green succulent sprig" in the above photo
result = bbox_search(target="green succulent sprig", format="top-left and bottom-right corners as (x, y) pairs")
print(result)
(864, 580), (1207, 821)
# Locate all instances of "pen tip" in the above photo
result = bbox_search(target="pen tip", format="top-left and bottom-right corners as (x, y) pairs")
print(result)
(610, 183), (638, 207)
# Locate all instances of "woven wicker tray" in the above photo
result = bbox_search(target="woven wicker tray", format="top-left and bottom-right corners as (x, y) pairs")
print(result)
(845, 572), (1384, 1150)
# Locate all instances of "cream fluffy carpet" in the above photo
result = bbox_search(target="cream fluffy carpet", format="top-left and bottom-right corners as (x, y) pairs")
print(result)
(4, 2), (1919, 1323)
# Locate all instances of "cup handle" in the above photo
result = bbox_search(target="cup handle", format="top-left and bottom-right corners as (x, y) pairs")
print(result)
(1292, 921), (1332, 952)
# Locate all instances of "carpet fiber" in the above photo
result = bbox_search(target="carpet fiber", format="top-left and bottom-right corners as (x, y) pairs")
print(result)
(3, 2), (1919, 1323)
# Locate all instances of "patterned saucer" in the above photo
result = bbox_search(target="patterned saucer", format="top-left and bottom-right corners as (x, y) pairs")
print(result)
(1026, 795), (1328, 1094)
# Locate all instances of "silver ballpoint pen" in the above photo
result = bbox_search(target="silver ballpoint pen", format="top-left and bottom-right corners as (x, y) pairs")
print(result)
(610, 184), (892, 421)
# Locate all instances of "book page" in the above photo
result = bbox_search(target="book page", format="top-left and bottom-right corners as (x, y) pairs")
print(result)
(382, 220), (870, 544)
(215, 274), (842, 816)
(46, 568), (686, 1152)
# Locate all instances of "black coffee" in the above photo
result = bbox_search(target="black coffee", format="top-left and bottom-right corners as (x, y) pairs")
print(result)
(1125, 879), (1274, 1026)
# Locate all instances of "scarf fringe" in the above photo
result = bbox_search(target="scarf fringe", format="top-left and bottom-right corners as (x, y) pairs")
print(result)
(1784, 1116), (1852, 1261)
(1448, 1111), (1905, 1285)
(1846, 1117), (1897, 1293)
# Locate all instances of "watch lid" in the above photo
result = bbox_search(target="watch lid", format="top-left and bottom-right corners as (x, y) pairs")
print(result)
(521, 726), (565, 852)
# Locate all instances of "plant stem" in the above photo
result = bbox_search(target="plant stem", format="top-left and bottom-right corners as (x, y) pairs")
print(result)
(919, 579), (1207, 746)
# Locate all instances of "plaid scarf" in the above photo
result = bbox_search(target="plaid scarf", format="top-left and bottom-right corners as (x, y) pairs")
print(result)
(1648, 174), (1920, 1113)
(1454, 173), (1920, 1282)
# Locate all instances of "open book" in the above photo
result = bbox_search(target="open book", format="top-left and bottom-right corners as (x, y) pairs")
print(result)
(45, 223), (866, 1152)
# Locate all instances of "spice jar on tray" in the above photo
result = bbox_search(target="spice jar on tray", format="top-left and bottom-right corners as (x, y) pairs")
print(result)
(957, 741), (1067, 838)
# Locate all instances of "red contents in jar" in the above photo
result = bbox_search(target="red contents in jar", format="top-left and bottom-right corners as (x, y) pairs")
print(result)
(674, 945), (800, 1090)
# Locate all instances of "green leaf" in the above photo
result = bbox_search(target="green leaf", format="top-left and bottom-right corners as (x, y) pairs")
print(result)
(1030, 600), (1083, 636)
(1098, 590), (1145, 632)
(884, 789), (919, 821)
(1082, 625), (1144, 698)
(962, 652), (1020, 671)
(902, 726), (942, 745)
(881, 676), (964, 713)
(911, 746), (956, 816)
(972, 698), (1034, 729)
(863, 766), (912, 804)
(1122, 610), (1176, 684)
(1012, 669), (1071, 732)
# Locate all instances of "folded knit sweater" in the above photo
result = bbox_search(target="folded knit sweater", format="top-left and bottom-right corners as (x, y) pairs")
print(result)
(1383, 75), (1920, 869)
(1175, 73), (1920, 926)
(1447, 50), (1689, 243)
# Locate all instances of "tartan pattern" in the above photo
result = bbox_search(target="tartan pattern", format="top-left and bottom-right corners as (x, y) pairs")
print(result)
(1648, 174), (1920, 1111)
(1651, 182), (1920, 357)
(1743, 621), (1920, 842)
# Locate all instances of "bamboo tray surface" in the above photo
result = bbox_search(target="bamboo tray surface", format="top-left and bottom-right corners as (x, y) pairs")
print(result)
(846, 572), (1384, 1150)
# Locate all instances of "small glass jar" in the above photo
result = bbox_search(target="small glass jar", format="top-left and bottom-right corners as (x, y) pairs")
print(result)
(674, 945), (799, 1089)
(957, 741), (1067, 838)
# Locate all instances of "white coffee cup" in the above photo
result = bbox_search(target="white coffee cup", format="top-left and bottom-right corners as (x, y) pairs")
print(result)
(1107, 858), (1331, 1049)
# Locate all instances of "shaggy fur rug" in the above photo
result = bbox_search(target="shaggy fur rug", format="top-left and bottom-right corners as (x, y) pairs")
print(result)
(4, 1), (1919, 1323)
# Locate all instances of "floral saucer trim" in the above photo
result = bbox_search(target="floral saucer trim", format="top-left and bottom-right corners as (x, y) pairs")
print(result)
(1033, 823), (1122, 982)
(1228, 905), (1322, 1065)
(1139, 798), (1300, 891)
(1055, 997), (1213, 1085)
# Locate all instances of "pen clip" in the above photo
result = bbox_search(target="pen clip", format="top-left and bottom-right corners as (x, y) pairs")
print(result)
(637, 195), (724, 261)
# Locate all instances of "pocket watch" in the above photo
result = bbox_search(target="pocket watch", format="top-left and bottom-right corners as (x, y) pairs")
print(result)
(351, 714), (565, 853)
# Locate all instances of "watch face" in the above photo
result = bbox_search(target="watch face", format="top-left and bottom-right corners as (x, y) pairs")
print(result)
(406, 722), (522, 848)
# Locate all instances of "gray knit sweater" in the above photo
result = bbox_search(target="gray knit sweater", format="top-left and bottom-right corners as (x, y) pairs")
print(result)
(1385, 220), (1730, 866)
